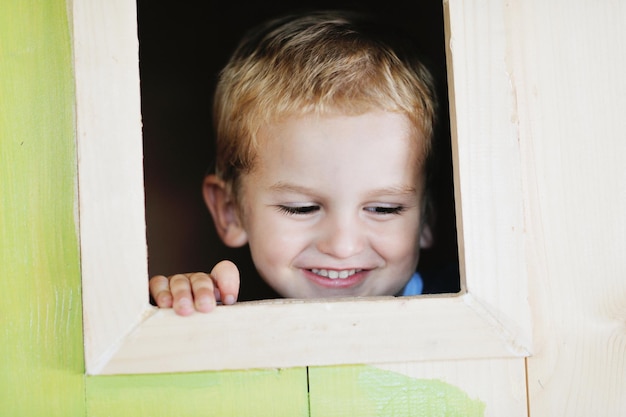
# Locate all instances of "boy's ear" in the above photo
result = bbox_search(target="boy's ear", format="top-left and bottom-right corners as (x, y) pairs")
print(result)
(203, 175), (248, 248)
(419, 223), (433, 249)
(419, 195), (435, 249)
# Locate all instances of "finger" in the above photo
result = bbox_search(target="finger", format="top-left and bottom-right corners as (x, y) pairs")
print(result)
(149, 275), (173, 308)
(169, 274), (195, 316)
(188, 272), (217, 313)
(210, 260), (240, 305)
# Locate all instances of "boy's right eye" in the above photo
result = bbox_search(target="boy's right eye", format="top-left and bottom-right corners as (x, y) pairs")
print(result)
(276, 205), (320, 215)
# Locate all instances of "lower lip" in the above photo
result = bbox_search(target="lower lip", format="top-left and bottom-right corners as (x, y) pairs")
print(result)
(303, 269), (369, 290)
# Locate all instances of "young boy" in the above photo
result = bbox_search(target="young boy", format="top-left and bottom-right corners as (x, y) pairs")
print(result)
(149, 10), (439, 316)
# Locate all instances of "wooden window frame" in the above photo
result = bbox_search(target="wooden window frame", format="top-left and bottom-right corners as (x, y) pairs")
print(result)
(75, 0), (532, 375)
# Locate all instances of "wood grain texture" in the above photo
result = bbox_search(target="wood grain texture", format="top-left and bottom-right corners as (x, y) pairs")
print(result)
(444, 0), (533, 350)
(86, 368), (309, 417)
(0, 1), (85, 416)
(71, 0), (151, 373)
(505, 1), (626, 415)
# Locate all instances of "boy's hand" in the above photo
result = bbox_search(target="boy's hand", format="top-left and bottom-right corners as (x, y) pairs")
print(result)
(149, 260), (240, 316)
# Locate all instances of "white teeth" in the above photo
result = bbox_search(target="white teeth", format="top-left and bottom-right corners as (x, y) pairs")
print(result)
(311, 268), (360, 279)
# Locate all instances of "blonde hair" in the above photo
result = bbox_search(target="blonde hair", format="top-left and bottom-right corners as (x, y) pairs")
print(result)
(213, 10), (438, 192)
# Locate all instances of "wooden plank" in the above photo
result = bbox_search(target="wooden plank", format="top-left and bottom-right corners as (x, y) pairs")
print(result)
(71, 0), (151, 373)
(86, 368), (309, 417)
(504, 1), (626, 416)
(0, 1), (86, 416)
(309, 360), (527, 417)
(372, 359), (528, 417)
(97, 294), (528, 374)
(444, 0), (533, 348)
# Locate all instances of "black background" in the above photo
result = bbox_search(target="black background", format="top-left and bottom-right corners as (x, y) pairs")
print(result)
(137, 0), (460, 301)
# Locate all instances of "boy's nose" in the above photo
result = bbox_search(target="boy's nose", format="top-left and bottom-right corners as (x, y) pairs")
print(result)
(316, 215), (365, 259)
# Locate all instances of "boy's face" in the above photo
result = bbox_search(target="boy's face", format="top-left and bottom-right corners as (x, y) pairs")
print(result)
(227, 111), (430, 298)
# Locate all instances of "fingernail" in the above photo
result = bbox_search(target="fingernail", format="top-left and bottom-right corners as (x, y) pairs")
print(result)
(177, 298), (192, 308)
(223, 295), (236, 305)
(196, 297), (214, 309)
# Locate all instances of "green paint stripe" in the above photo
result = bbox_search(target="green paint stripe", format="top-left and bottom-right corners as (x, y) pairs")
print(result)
(0, 1), (85, 416)
(86, 368), (310, 417)
(309, 365), (485, 417)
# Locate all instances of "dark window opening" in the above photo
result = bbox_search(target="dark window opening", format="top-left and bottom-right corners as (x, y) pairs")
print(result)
(138, 0), (460, 301)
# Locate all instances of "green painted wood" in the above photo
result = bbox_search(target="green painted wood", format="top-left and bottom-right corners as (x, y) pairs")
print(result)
(0, 1), (86, 416)
(86, 368), (309, 417)
(308, 365), (485, 417)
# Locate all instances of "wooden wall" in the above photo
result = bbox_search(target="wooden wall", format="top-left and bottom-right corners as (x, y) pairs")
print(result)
(1, 0), (625, 416)
(512, 1), (626, 415)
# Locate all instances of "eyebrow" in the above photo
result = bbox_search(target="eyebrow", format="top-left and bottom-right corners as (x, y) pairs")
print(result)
(268, 182), (418, 198)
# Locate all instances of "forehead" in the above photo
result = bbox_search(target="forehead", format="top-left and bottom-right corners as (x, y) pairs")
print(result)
(246, 111), (426, 188)
(261, 110), (419, 150)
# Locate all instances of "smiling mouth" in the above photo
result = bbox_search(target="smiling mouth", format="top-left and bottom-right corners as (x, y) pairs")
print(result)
(310, 268), (363, 279)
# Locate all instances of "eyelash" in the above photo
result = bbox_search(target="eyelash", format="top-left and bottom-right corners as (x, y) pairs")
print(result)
(276, 205), (320, 215)
(276, 205), (406, 216)
(365, 206), (406, 215)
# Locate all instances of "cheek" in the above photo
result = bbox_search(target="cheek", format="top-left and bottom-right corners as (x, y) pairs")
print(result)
(247, 225), (309, 286)
(245, 212), (307, 265)
(378, 236), (419, 262)
(372, 219), (422, 261)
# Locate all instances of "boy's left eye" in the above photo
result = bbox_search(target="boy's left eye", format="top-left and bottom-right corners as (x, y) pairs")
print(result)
(276, 205), (320, 215)
(365, 206), (405, 215)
